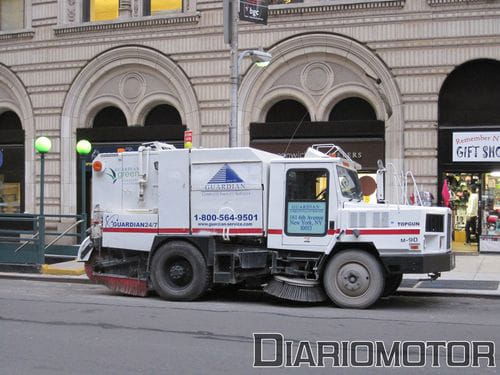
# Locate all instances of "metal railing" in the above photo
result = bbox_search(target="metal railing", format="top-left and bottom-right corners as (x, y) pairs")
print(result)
(0, 213), (87, 265)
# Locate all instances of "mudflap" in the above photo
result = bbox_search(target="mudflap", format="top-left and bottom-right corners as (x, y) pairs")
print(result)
(84, 262), (148, 297)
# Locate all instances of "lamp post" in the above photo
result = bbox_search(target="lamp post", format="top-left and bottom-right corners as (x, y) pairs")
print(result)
(229, 49), (272, 147)
(76, 140), (92, 242)
(34, 136), (51, 263)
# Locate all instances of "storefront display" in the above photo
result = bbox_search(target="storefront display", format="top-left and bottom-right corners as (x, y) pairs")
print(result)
(442, 172), (500, 253)
(480, 172), (500, 253)
(0, 145), (23, 214)
(444, 173), (480, 252)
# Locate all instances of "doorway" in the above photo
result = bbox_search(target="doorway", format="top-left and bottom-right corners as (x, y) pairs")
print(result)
(444, 173), (480, 252)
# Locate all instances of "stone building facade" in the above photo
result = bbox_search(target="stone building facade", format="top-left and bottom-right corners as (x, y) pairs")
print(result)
(0, 0), (499, 223)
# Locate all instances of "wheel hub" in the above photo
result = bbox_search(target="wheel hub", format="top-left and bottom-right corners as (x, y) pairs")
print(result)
(165, 258), (193, 288)
(337, 263), (370, 297)
(169, 264), (186, 280)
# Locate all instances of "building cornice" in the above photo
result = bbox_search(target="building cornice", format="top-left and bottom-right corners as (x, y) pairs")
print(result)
(428, 0), (494, 6)
(54, 13), (200, 36)
(0, 30), (35, 41)
(269, 1), (405, 17)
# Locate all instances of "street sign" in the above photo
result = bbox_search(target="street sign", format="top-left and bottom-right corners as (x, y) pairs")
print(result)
(239, 0), (268, 25)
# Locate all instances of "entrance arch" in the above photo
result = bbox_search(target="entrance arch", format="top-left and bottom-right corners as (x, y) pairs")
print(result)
(61, 46), (199, 214)
(437, 59), (500, 253)
(239, 33), (402, 178)
(439, 59), (500, 126)
(0, 64), (34, 213)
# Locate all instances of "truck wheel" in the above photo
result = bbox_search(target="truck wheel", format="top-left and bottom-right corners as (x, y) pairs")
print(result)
(323, 250), (385, 309)
(151, 241), (210, 301)
(382, 273), (403, 297)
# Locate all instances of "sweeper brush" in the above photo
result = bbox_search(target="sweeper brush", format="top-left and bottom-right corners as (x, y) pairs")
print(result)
(85, 263), (148, 297)
(264, 276), (327, 303)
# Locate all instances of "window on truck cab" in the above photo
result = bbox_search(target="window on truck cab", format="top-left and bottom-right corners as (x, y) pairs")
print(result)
(285, 169), (329, 236)
(337, 166), (362, 201)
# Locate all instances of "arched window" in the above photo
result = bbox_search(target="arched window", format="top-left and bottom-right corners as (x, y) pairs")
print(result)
(329, 97), (376, 121)
(144, 104), (182, 126)
(265, 100), (311, 123)
(92, 106), (127, 128)
(0, 110), (22, 130)
(439, 59), (500, 126)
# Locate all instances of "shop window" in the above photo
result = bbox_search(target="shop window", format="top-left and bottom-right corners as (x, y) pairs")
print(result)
(329, 97), (377, 121)
(83, 0), (119, 22)
(481, 172), (500, 252)
(143, 0), (183, 15)
(285, 169), (328, 236)
(266, 100), (310, 123)
(0, 0), (24, 30)
(144, 104), (182, 126)
(92, 106), (127, 128)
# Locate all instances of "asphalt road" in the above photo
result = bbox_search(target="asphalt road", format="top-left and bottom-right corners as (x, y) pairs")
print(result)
(0, 279), (499, 374)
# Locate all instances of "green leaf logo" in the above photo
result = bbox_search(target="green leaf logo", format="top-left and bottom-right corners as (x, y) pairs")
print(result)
(105, 168), (118, 184)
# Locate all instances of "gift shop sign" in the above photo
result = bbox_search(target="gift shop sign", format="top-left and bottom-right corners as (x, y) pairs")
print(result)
(452, 132), (500, 162)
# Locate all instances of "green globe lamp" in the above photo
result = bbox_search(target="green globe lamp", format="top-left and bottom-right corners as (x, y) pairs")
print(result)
(35, 136), (52, 154)
(76, 140), (92, 155)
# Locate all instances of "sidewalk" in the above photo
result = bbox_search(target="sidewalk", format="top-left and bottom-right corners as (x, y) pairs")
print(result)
(400, 253), (500, 297)
(0, 254), (499, 298)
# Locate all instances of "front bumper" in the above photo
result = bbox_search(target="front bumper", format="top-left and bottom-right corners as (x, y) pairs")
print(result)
(380, 251), (455, 274)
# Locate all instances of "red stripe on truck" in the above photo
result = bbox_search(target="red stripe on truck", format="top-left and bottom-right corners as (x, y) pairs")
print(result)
(268, 229), (283, 235)
(191, 228), (263, 234)
(159, 228), (190, 234)
(103, 228), (190, 234)
(345, 229), (420, 235)
(103, 228), (158, 233)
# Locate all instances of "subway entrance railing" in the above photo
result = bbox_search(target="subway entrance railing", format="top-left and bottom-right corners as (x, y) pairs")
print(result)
(0, 137), (93, 270)
(0, 213), (87, 267)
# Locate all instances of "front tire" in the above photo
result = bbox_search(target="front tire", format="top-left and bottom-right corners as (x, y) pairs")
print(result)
(323, 250), (385, 309)
(151, 241), (210, 301)
(382, 273), (403, 297)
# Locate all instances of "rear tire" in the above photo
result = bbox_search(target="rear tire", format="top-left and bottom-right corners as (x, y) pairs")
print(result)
(323, 250), (385, 309)
(151, 241), (210, 301)
(382, 273), (403, 297)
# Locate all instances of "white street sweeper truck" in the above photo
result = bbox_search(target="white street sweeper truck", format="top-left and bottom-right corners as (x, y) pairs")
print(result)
(77, 142), (454, 309)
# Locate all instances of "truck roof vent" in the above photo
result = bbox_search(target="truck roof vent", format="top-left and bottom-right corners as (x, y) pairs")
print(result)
(141, 142), (176, 151)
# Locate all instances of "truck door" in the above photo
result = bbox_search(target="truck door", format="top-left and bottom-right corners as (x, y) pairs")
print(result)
(268, 163), (336, 251)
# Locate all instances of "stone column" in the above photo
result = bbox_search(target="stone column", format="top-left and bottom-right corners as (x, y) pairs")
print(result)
(119, 0), (132, 18)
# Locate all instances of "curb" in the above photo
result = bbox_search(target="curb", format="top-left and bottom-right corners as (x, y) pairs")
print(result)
(0, 272), (497, 299)
(41, 264), (86, 276)
(397, 287), (500, 299)
(0, 272), (91, 284)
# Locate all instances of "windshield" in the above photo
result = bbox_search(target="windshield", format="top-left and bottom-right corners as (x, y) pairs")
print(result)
(337, 166), (362, 200)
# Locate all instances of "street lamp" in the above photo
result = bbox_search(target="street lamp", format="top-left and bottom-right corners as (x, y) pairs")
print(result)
(229, 49), (272, 147)
(34, 137), (52, 218)
(76, 140), (92, 239)
(35, 136), (51, 263)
